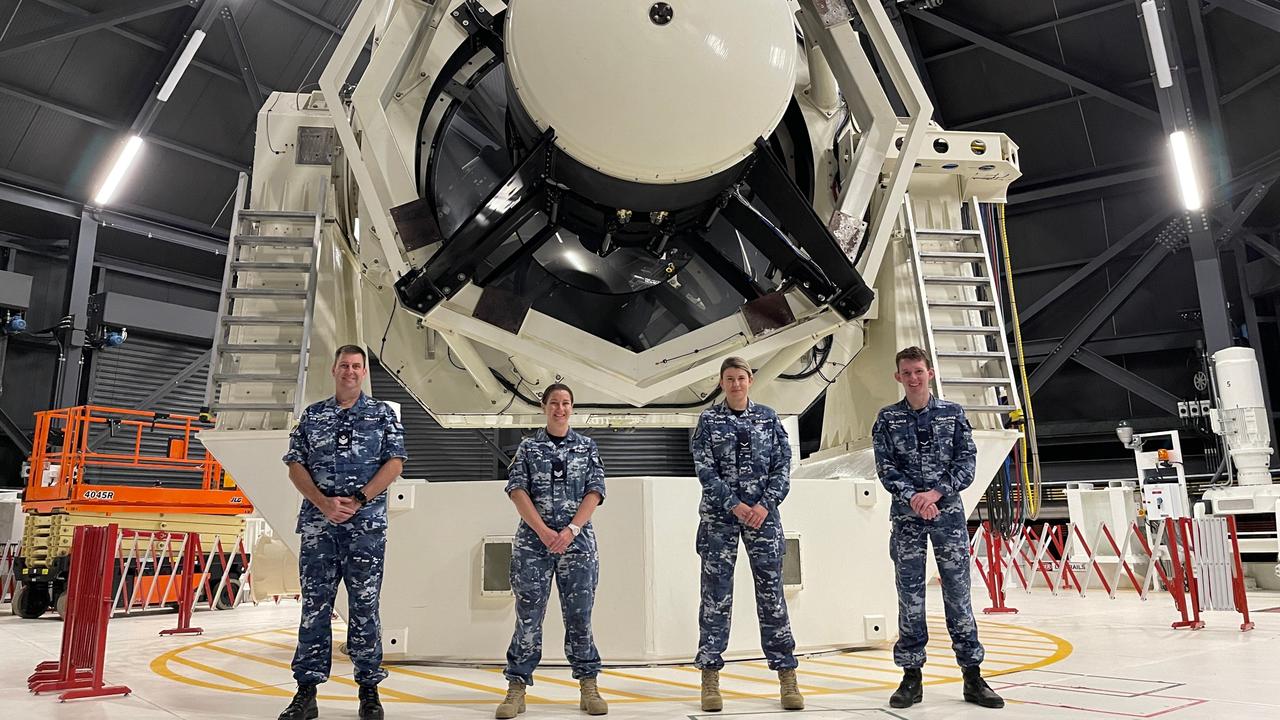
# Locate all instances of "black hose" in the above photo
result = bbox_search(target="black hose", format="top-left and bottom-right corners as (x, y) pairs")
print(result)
(779, 336), (834, 380)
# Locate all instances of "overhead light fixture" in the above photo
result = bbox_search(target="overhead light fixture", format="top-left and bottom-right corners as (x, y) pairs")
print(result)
(94, 135), (145, 206)
(1141, 1), (1173, 88)
(1168, 131), (1202, 211)
(156, 29), (206, 102)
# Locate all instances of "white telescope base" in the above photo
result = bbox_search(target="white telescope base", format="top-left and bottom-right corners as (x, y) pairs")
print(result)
(201, 429), (1017, 663)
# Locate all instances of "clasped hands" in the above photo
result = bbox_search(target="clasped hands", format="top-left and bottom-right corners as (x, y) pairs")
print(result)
(732, 502), (769, 529)
(909, 489), (943, 520)
(320, 495), (361, 524)
(537, 525), (577, 554)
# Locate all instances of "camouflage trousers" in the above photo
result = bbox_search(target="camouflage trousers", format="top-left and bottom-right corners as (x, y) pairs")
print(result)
(292, 525), (388, 686)
(890, 515), (984, 669)
(504, 540), (601, 685)
(694, 517), (797, 671)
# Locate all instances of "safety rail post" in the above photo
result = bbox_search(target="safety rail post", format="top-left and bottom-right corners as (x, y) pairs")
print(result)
(983, 528), (1018, 614)
(1047, 525), (1082, 595)
(1021, 524), (1058, 592)
(1166, 518), (1205, 629)
(1099, 523), (1144, 595)
(1071, 524), (1114, 597)
(1224, 516), (1255, 631)
(160, 532), (204, 636)
(28, 524), (130, 701)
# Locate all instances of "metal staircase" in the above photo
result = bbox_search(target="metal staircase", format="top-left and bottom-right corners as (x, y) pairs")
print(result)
(905, 197), (1020, 419)
(204, 174), (323, 430)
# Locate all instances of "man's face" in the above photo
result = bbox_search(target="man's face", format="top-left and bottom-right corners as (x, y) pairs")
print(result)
(543, 390), (573, 426)
(720, 367), (753, 402)
(332, 352), (368, 391)
(894, 358), (934, 394)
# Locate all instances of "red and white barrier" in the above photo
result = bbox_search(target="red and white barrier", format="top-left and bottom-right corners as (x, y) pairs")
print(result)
(109, 530), (251, 620)
(971, 517), (1253, 631)
(193, 534), (252, 611)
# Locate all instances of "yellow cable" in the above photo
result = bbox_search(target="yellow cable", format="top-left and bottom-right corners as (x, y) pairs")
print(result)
(998, 204), (1041, 519)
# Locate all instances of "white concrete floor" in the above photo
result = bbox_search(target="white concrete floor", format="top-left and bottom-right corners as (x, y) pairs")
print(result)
(2, 585), (1279, 719)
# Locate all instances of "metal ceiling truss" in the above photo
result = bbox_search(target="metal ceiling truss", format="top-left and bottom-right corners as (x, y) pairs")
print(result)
(1207, 0), (1280, 34)
(1026, 236), (1182, 397)
(1135, 0), (1234, 351)
(0, 0), (196, 58)
(1021, 330), (1203, 361)
(901, 4), (1161, 123)
(922, 0), (1132, 64)
(218, 5), (265, 111)
(0, 177), (226, 253)
(28, 0), (273, 97)
(0, 70), (248, 174)
(1008, 164), (1164, 205)
(129, 1), (222, 136)
(1071, 347), (1183, 415)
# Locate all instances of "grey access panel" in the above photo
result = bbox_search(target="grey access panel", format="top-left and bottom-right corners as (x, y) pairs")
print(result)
(0, 269), (32, 310)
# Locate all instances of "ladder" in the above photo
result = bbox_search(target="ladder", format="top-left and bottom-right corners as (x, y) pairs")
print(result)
(204, 174), (324, 429)
(904, 197), (1020, 418)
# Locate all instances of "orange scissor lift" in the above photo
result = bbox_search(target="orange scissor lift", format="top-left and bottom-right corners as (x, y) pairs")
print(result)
(14, 406), (254, 619)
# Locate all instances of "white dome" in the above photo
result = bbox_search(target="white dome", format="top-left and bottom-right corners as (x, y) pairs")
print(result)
(505, 0), (799, 185)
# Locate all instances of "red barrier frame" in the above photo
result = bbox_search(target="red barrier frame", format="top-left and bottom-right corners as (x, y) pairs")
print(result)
(28, 524), (130, 701)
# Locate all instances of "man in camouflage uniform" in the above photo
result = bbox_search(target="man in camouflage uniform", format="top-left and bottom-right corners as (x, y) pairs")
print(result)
(497, 382), (609, 718)
(692, 357), (803, 712)
(872, 346), (1002, 710)
(278, 345), (407, 720)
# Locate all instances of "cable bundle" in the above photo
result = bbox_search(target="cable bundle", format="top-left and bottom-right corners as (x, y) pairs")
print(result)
(976, 203), (1043, 539)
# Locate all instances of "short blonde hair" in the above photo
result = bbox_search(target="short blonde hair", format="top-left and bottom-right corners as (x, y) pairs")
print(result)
(719, 356), (753, 377)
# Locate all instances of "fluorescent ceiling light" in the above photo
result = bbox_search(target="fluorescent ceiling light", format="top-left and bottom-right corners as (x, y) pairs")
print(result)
(157, 29), (206, 102)
(1141, 1), (1172, 89)
(94, 135), (145, 206)
(1169, 131), (1202, 211)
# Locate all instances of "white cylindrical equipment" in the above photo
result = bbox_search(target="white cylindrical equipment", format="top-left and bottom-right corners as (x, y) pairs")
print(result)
(505, 0), (798, 184)
(1212, 347), (1273, 486)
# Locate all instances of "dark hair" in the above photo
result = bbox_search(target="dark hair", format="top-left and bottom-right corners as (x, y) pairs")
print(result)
(541, 382), (574, 404)
(719, 356), (753, 377)
(334, 345), (367, 363)
(895, 346), (932, 370)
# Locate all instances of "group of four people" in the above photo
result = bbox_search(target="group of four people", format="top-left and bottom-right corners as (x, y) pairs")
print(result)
(277, 345), (1004, 720)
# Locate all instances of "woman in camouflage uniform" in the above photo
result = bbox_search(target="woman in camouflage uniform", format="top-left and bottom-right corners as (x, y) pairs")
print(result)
(496, 383), (609, 718)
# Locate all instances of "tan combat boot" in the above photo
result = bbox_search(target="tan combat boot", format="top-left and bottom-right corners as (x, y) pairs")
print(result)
(778, 668), (804, 710)
(701, 668), (723, 712)
(579, 677), (608, 715)
(495, 679), (525, 719)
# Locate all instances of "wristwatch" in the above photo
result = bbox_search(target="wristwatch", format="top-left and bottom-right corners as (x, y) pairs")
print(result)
(567, 523), (581, 537)
(353, 489), (369, 506)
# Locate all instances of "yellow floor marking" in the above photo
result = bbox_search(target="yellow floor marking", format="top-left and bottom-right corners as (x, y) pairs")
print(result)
(925, 642), (1052, 660)
(480, 667), (659, 700)
(387, 666), (553, 701)
(167, 655), (293, 696)
(672, 664), (829, 694)
(811, 656), (954, 681)
(976, 631), (1059, 643)
(837, 653), (912, 664)
(154, 622), (1073, 704)
(200, 642), (429, 703)
(237, 635), (298, 651)
(600, 668), (754, 698)
(740, 662), (896, 688)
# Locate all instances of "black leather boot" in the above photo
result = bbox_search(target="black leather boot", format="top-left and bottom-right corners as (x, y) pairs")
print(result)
(962, 666), (1005, 708)
(889, 668), (923, 708)
(278, 684), (318, 720)
(359, 684), (384, 720)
